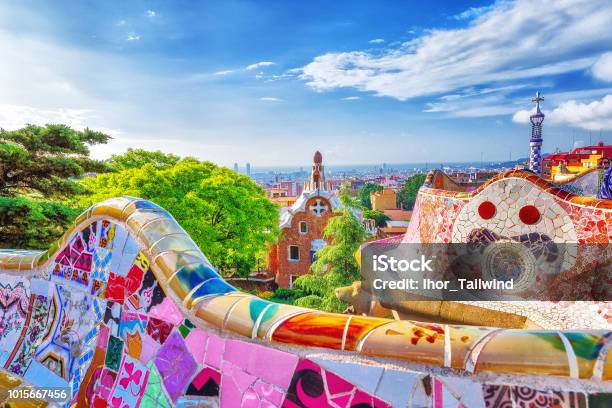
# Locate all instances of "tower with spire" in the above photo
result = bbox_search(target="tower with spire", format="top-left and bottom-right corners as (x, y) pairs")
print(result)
(529, 92), (545, 175)
(304, 150), (331, 191)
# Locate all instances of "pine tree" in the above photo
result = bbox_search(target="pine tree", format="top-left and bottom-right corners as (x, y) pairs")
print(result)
(293, 184), (366, 312)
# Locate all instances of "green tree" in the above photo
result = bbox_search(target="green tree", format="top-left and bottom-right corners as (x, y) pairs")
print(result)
(399, 173), (427, 210)
(0, 197), (80, 249)
(0, 124), (110, 197)
(108, 148), (180, 171)
(357, 182), (383, 209)
(0, 124), (110, 249)
(77, 155), (279, 276)
(363, 209), (390, 228)
(293, 185), (366, 312)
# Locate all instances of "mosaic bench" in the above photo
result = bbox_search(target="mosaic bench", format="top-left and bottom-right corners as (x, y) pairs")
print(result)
(0, 194), (610, 407)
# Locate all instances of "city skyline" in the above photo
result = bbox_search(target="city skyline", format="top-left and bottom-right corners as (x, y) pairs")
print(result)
(1, 0), (612, 166)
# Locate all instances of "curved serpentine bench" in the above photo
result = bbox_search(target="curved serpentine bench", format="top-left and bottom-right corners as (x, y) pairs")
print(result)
(0, 196), (610, 407)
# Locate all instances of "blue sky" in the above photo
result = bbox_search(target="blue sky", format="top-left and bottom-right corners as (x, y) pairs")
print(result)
(1, 0), (611, 167)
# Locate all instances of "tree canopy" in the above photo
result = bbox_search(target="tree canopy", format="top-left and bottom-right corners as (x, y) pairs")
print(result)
(76, 154), (279, 276)
(0, 124), (110, 249)
(0, 124), (110, 198)
(293, 185), (366, 312)
(0, 196), (79, 249)
(357, 182), (383, 209)
(363, 209), (390, 228)
(108, 148), (180, 171)
(399, 173), (427, 210)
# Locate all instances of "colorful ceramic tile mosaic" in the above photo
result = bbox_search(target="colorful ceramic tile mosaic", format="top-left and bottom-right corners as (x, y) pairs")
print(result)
(0, 181), (609, 407)
(398, 169), (612, 328)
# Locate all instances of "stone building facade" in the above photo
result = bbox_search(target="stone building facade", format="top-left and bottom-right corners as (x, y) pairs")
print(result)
(268, 151), (342, 288)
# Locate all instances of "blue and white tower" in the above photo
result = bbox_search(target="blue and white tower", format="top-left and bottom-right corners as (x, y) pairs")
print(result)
(529, 92), (545, 175)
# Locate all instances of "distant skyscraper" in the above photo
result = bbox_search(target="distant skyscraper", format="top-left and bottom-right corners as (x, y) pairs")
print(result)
(529, 92), (545, 175)
(233, 162), (238, 173)
(246, 162), (251, 176)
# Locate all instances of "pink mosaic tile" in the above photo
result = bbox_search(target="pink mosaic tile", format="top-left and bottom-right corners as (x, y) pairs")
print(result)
(139, 333), (160, 364)
(149, 296), (184, 325)
(185, 328), (208, 363)
(224, 339), (255, 367)
(254, 379), (284, 406)
(204, 332), (226, 369)
(97, 325), (110, 349)
(247, 343), (299, 389)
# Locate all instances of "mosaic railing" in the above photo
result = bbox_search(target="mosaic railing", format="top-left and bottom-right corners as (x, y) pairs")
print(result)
(422, 169), (612, 209)
(0, 196), (611, 407)
(364, 169), (612, 329)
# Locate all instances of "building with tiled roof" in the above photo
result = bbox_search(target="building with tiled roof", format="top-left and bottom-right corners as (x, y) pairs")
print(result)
(268, 151), (343, 288)
(542, 141), (612, 182)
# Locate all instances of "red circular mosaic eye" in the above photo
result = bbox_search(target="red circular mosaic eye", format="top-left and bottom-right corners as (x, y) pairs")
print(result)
(519, 205), (541, 225)
(478, 201), (496, 219)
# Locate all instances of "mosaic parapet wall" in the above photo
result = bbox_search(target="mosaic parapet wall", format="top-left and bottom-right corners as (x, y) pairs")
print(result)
(554, 168), (602, 197)
(404, 169), (611, 244)
(0, 197), (611, 407)
(396, 169), (611, 319)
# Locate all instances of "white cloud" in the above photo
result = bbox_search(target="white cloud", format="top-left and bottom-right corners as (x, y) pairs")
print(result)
(342, 96), (361, 100)
(0, 104), (120, 136)
(452, 5), (495, 20)
(246, 61), (274, 70)
(424, 84), (531, 117)
(145, 10), (156, 18)
(300, 0), (612, 101)
(592, 52), (612, 82)
(512, 109), (533, 124)
(259, 97), (283, 102)
(369, 39), (385, 44)
(117, 19), (127, 26)
(513, 94), (612, 130)
(0, 104), (91, 130)
(126, 32), (141, 41)
(0, 26), (177, 153)
(548, 95), (612, 130)
(214, 70), (234, 76)
(266, 73), (296, 81)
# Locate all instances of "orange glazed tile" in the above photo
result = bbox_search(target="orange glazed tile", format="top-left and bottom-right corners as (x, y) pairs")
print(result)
(595, 199), (612, 210)
(603, 346), (612, 380)
(358, 321), (446, 366)
(90, 202), (110, 217)
(342, 316), (389, 351)
(569, 196), (598, 206)
(448, 326), (495, 369)
(555, 189), (573, 201)
(271, 312), (350, 349)
(1, 255), (20, 270)
(535, 179), (551, 190)
(256, 304), (306, 339)
(525, 175), (540, 184)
